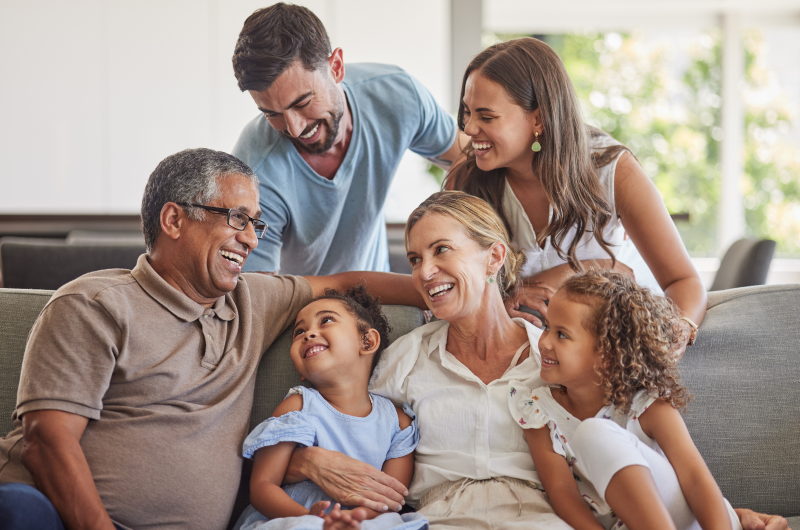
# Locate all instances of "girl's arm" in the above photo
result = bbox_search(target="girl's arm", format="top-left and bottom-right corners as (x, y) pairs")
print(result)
(524, 427), (605, 530)
(614, 153), (707, 329)
(639, 400), (732, 530)
(250, 395), (330, 519)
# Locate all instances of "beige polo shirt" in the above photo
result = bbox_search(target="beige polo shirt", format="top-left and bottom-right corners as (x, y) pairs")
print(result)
(0, 254), (312, 530)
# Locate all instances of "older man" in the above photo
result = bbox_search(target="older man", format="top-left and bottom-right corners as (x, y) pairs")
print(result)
(0, 148), (418, 530)
(232, 3), (467, 276)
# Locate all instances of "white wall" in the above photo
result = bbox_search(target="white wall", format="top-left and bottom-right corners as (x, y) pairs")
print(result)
(0, 0), (449, 217)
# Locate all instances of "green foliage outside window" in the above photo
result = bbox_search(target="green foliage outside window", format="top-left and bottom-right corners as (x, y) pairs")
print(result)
(476, 30), (800, 255)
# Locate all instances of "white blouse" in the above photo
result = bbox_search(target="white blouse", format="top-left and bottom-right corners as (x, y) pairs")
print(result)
(369, 318), (546, 503)
(503, 133), (661, 293)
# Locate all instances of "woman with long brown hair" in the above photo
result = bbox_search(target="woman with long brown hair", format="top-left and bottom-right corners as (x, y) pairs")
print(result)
(446, 37), (706, 356)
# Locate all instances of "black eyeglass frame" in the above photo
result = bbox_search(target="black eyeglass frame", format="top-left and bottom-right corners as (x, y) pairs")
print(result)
(177, 203), (268, 239)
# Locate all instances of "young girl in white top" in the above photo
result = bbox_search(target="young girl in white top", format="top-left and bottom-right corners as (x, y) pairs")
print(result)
(508, 271), (741, 530)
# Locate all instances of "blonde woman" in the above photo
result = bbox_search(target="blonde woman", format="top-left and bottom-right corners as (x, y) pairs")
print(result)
(446, 37), (704, 357)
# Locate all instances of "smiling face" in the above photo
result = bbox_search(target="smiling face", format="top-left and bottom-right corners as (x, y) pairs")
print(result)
(290, 299), (375, 386)
(248, 58), (345, 155)
(406, 213), (504, 323)
(461, 71), (541, 175)
(538, 290), (603, 389)
(176, 174), (261, 300)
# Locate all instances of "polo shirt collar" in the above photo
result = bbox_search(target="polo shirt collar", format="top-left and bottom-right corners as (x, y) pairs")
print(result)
(131, 254), (236, 322)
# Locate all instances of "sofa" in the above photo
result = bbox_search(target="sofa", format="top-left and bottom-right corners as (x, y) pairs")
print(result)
(1, 284), (798, 528)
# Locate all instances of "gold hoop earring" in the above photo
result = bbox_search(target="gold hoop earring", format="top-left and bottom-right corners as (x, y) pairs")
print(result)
(531, 131), (541, 152)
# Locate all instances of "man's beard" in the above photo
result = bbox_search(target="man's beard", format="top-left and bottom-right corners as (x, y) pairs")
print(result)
(285, 86), (345, 156)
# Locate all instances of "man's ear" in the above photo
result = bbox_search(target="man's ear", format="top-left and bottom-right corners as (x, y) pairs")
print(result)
(329, 47), (345, 84)
(159, 202), (185, 242)
(359, 328), (381, 356)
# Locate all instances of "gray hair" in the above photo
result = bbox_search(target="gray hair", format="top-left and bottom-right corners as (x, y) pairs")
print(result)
(140, 148), (258, 252)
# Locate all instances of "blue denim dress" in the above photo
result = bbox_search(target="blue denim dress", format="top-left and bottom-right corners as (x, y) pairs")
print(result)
(234, 386), (427, 530)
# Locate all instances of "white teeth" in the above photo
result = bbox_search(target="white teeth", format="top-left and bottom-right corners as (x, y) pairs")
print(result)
(472, 141), (493, 150)
(300, 123), (319, 139)
(427, 283), (454, 297)
(305, 345), (327, 358)
(542, 358), (558, 365)
(220, 250), (243, 265)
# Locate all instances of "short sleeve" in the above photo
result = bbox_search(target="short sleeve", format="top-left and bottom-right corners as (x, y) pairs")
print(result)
(386, 403), (419, 460)
(16, 294), (121, 420)
(629, 390), (658, 422)
(243, 185), (290, 273)
(242, 412), (316, 459)
(406, 73), (457, 159)
(508, 383), (551, 430)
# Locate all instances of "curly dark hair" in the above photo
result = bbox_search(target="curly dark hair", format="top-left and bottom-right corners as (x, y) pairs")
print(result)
(314, 283), (392, 375)
(561, 271), (692, 414)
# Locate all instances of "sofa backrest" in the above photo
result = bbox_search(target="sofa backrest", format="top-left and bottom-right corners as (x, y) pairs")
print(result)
(0, 288), (53, 435)
(1, 285), (798, 520)
(681, 284), (800, 516)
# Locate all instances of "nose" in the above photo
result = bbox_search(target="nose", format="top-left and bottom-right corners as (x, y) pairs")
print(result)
(462, 114), (479, 137)
(237, 220), (259, 252)
(417, 257), (439, 282)
(284, 112), (306, 138)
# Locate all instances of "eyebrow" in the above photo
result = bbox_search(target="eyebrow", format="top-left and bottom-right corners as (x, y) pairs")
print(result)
(293, 309), (341, 330)
(462, 101), (495, 113)
(406, 238), (453, 256)
(258, 91), (313, 115)
(235, 205), (263, 219)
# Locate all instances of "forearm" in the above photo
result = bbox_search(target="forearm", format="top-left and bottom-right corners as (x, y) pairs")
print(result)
(251, 481), (311, 519)
(684, 475), (733, 530)
(548, 485), (605, 530)
(284, 446), (315, 485)
(308, 272), (425, 308)
(663, 275), (707, 324)
(22, 428), (114, 529)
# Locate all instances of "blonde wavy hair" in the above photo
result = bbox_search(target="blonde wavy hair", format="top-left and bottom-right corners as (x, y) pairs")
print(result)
(562, 271), (691, 414)
(405, 191), (526, 300)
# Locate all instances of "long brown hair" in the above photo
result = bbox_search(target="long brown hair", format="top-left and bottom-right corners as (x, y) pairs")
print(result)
(445, 37), (629, 272)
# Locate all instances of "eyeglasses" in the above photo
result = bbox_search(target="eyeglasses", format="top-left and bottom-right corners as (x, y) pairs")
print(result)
(178, 203), (268, 239)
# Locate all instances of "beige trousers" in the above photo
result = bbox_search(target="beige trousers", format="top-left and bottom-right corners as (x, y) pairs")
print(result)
(416, 477), (571, 530)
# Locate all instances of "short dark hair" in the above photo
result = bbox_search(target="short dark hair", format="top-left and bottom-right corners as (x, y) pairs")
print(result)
(232, 3), (332, 92)
(314, 283), (392, 376)
(140, 148), (257, 252)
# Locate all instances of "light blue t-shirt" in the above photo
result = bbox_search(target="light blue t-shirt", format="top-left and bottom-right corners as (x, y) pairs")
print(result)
(233, 63), (457, 276)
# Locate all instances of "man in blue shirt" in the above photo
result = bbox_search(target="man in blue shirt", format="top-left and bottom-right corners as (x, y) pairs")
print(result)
(231, 3), (466, 275)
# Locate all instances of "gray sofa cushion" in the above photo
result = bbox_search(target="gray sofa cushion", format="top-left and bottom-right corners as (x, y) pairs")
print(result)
(683, 284), (800, 518)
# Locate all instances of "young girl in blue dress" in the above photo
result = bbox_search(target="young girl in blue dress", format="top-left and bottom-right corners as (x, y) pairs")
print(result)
(235, 285), (427, 530)
(509, 271), (742, 530)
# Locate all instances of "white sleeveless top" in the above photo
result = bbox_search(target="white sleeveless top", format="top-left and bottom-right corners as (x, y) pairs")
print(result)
(502, 133), (662, 292)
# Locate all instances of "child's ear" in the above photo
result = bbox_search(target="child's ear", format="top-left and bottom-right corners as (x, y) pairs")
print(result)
(359, 329), (381, 356)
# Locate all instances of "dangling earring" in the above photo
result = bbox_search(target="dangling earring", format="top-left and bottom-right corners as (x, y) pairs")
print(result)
(531, 131), (541, 152)
(487, 271), (496, 284)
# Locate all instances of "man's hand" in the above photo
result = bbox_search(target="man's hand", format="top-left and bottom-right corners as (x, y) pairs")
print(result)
(736, 508), (791, 530)
(505, 282), (555, 327)
(287, 447), (407, 513)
